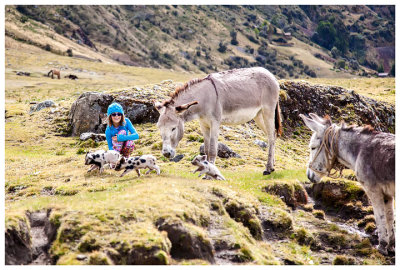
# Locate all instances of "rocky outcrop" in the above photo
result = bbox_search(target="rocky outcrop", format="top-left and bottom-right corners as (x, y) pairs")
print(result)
(68, 80), (395, 137)
(279, 81), (395, 133)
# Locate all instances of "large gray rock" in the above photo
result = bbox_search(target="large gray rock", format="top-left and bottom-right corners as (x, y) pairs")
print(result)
(200, 143), (241, 159)
(69, 92), (159, 137)
(69, 92), (113, 136)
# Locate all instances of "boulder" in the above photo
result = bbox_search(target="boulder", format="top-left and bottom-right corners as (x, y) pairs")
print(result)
(69, 92), (113, 136)
(69, 92), (159, 137)
(200, 143), (241, 159)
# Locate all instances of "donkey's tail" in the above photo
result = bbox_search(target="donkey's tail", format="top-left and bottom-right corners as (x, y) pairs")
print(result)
(47, 70), (53, 77)
(275, 102), (282, 137)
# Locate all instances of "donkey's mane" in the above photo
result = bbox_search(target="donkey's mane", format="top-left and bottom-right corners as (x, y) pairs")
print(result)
(323, 115), (377, 134)
(162, 76), (209, 107)
(340, 123), (377, 134)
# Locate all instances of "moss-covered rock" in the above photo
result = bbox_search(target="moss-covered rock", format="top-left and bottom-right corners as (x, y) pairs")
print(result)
(258, 206), (293, 239)
(333, 255), (356, 265)
(223, 198), (263, 240)
(5, 214), (33, 265)
(155, 218), (214, 263)
(263, 180), (308, 208)
(312, 179), (370, 219)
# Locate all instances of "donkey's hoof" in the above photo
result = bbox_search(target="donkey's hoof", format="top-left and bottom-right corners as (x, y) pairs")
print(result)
(263, 168), (275, 175)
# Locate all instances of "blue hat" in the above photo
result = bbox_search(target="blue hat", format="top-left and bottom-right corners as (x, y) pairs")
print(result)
(107, 103), (124, 116)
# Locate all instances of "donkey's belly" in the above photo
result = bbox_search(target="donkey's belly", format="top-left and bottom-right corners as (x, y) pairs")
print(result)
(221, 107), (260, 125)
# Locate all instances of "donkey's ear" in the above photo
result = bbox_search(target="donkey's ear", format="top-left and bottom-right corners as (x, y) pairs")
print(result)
(309, 113), (332, 126)
(300, 114), (324, 133)
(153, 100), (166, 114)
(175, 101), (199, 114)
(153, 100), (163, 110)
(309, 113), (325, 123)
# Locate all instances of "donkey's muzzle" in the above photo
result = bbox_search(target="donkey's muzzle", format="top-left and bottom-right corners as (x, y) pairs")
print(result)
(162, 149), (175, 159)
(306, 168), (317, 183)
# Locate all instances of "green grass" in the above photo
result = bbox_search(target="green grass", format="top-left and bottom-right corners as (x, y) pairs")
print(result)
(4, 38), (395, 265)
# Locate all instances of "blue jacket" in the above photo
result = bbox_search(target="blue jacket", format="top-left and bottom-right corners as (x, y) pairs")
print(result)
(105, 118), (139, 150)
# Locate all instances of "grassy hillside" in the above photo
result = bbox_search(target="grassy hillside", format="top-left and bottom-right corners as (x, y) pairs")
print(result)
(4, 31), (395, 265)
(6, 5), (395, 77)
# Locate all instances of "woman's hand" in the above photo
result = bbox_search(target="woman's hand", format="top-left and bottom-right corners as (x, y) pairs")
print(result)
(112, 136), (118, 142)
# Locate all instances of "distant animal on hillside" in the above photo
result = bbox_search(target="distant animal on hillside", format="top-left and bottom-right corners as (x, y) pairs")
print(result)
(64, 74), (78, 80)
(47, 69), (60, 79)
(115, 154), (160, 177)
(154, 67), (282, 176)
(85, 150), (120, 173)
(191, 155), (225, 180)
(300, 113), (395, 256)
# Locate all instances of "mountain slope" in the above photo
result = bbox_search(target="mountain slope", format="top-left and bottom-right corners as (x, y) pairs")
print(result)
(6, 5), (395, 78)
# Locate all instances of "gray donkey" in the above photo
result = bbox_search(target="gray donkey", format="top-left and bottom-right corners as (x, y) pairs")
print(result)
(154, 67), (282, 175)
(300, 113), (395, 255)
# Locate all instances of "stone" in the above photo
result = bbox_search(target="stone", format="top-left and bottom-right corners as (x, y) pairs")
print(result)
(170, 154), (184, 162)
(199, 143), (241, 159)
(254, 139), (268, 149)
(29, 100), (56, 114)
(80, 132), (106, 142)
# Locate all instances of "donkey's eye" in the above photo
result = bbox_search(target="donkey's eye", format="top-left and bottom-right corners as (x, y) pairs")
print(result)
(311, 147), (316, 151)
(172, 127), (176, 132)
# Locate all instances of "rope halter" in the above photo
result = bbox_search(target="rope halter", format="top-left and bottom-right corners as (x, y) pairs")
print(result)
(308, 124), (346, 179)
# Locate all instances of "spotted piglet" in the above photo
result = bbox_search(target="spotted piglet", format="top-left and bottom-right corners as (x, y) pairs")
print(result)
(191, 155), (226, 180)
(85, 150), (121, 173)
(115, 154), (160, 177)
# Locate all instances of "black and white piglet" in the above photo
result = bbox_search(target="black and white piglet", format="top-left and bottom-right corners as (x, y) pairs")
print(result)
(115, 154), (160, 177)
(85, 150), (120, 173)
(191, 155), (225, 180)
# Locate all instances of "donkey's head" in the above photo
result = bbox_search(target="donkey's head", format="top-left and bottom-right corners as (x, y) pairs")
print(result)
(300, 113), (333, 183)
(154, 100), (198, 159)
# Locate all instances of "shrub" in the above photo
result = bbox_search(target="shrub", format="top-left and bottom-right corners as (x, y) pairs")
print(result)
(20, 16), (29, 23)
(217, 42), (227, 53)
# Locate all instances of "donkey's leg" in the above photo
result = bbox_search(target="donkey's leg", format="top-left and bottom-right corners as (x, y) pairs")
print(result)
(365, 188), (389, 255)
(383, 195), (395, 253)
(199, 122), (211, 158)
(208, 122), (220, 164)
(254, 110), (276, 175)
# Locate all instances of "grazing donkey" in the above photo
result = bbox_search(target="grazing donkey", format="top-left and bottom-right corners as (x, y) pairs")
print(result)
(300, 113), (395, 255)
(154, 67), (282, 175)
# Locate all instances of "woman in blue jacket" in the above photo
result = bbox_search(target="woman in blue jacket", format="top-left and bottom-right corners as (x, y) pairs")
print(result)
(105, 103), (139, 157)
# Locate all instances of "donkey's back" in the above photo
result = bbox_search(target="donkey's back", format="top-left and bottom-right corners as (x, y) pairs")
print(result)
(358, 132), (395, 186)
